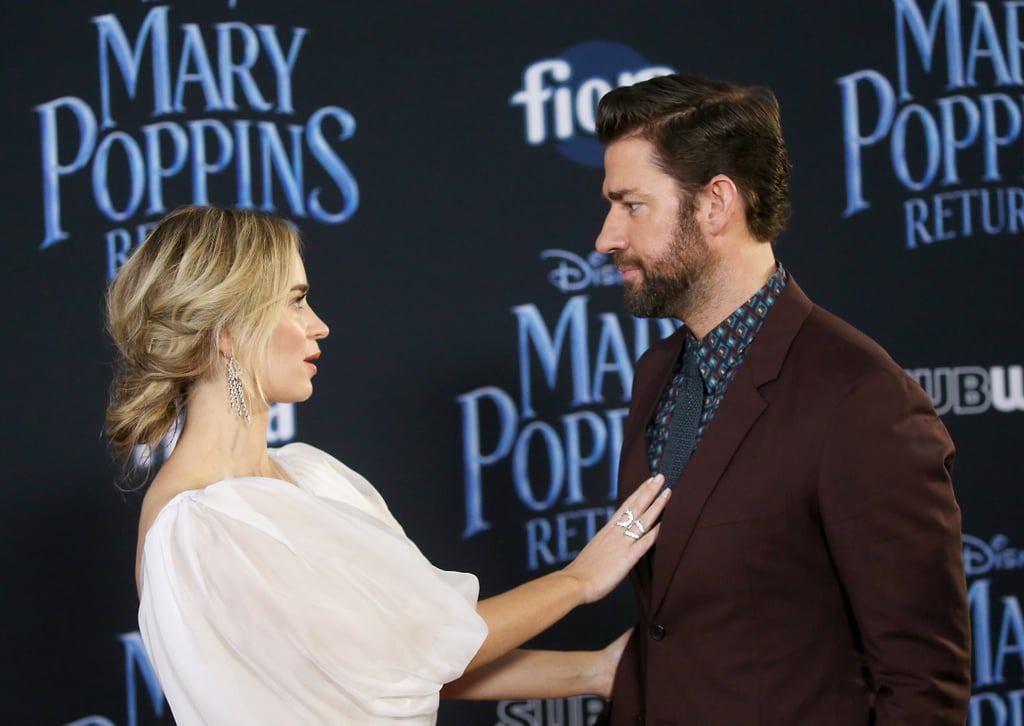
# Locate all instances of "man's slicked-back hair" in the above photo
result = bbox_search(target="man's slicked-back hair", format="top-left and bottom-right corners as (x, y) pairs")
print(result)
(597, 73), (792, 242)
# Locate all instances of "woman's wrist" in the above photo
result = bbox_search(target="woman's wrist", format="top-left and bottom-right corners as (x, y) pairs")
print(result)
(553, 566), (591, 606)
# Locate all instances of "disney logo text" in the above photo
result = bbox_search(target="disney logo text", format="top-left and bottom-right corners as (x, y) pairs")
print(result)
(963, 534), (1024, 577)
(541, 250), (620, 293)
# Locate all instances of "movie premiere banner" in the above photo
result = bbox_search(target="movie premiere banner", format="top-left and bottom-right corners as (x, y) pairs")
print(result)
(1, 1), (1020, 724)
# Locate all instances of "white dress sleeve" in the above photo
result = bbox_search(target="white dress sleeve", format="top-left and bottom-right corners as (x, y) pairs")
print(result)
(138, 444), (488, 725)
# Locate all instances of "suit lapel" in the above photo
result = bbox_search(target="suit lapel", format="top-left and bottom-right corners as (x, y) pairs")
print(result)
(647, 278), (815, 615)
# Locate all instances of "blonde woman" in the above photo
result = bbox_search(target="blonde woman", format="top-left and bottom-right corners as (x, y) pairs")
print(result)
(105, 205), (668, 725)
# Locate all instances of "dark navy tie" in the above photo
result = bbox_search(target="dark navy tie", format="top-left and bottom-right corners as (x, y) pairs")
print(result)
(661, 342), (705, 487)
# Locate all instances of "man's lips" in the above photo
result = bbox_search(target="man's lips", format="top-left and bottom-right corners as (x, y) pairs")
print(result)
(614, 255), (642, 280)
(619, 266), (642, 282)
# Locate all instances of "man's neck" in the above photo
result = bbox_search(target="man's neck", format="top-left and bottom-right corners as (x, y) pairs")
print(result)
(679, 247), (777, 339)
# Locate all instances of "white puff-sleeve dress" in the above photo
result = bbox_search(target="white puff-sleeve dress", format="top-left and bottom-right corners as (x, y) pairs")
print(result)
(137, 442), (488, 725)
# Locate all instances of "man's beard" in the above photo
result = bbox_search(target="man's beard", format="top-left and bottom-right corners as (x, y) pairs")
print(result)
(617, 205), (711, 319)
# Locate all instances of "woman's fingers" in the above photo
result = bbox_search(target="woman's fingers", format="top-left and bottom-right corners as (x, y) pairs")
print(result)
(612, 474), (670, 544)
(626, 521), (661, 558)
(565, 475), (672, 603)
(622, 473), (668, 511)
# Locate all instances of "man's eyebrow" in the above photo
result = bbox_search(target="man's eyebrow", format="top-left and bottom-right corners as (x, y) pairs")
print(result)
(604, 187), (637, 201)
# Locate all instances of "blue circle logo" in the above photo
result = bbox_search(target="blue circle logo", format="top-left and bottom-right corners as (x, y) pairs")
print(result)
(510, 41), (673, 168)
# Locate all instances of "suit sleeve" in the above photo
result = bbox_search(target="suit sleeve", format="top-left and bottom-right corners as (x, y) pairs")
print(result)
(817, 367), (971, 723)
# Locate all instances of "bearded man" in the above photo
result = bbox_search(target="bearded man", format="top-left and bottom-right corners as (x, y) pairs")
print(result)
(594, 73), (971, 726)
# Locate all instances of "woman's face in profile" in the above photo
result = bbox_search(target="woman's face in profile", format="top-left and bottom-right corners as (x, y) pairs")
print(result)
(259, 255), (329, 405)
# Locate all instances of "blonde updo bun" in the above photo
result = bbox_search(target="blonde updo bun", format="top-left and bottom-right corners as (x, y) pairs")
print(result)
(105, 205), (301, 462)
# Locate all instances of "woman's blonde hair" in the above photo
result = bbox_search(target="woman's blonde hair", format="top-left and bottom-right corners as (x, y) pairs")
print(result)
(105, 205), (301, 462)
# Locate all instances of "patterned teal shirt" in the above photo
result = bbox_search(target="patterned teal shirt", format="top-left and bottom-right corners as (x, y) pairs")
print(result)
(647, 264), (788, 475)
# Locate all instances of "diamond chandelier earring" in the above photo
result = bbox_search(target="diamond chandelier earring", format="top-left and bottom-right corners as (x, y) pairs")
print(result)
(226, 355), (251, 425)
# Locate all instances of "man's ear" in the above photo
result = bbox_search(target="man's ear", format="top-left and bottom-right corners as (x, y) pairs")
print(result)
(702, 174), (741, 237)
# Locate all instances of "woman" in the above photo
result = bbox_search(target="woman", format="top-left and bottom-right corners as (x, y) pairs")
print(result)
(105, 205), (668, 724)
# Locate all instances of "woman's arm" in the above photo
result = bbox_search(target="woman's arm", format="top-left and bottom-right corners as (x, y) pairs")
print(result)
(464, 476), (666, 673)
(443, 631), (631, 700)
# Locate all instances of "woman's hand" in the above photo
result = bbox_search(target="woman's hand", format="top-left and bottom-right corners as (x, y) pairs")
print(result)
(590, 628), (633, 698)
(562, 474), (669, 604)
(466, 475), (669, 674)
(443, 629), (635, 701)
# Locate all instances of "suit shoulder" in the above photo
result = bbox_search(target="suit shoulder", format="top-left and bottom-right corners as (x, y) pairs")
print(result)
(795, 304), (905, 379)
(777, 303), (939, 414)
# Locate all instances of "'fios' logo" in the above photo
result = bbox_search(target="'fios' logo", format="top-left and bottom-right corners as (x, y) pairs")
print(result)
(510, 41), (672, 168)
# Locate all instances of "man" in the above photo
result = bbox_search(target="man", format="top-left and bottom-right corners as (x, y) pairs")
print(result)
(594, 74), (971, 724)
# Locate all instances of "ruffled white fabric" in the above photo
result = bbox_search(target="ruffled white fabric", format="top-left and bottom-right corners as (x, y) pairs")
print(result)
(138, 442), (487, 725)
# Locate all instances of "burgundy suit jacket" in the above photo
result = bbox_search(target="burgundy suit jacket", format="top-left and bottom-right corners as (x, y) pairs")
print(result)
(603, 278), (971, 725)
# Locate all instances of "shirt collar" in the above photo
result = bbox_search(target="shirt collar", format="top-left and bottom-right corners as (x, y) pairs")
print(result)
(684, 263), (788, 392)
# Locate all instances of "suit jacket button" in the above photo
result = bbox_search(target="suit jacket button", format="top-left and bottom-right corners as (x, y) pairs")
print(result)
(649, 623), (666, 640)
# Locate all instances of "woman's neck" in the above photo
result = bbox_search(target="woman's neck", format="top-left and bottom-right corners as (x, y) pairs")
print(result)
(164, 377), (279, 487)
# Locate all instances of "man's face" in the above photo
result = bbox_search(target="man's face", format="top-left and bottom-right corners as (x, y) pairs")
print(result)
(596, 136), (712, 320)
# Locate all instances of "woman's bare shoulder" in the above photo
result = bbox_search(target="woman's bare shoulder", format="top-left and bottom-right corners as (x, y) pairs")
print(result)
(139, 461), (206, 532)
(135, 460), (214, 594)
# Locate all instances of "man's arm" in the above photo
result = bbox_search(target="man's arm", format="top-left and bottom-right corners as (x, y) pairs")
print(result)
(819, 367), (971, 722)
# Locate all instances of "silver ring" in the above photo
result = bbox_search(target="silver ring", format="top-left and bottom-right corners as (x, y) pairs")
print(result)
(622, 528), (641, 540)
(630, 519), (647, 535)
(615, 509), (636, 528)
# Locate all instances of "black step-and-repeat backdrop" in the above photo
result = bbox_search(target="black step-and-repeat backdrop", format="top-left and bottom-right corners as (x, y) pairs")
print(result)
(3, 1), (1022, 723)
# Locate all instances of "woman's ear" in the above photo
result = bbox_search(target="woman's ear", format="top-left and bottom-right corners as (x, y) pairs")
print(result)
(215, 327), (233, 359)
